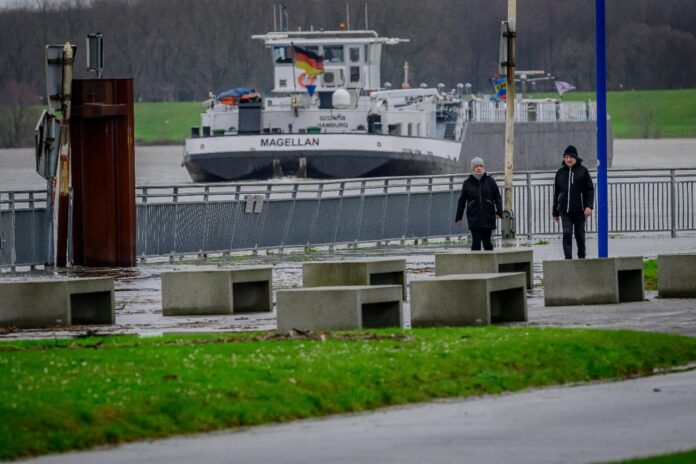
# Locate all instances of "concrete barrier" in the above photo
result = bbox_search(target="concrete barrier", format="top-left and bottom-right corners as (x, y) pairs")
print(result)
(435, 249), (533, 289)
(303, 258), (407, 300)
(543, 257), (644, 306)
(276, 285), (403, 331)
(410, 273), (527, 327)
(0, 277), (115, 328)
(162, 268), (273, 316)
(658, 254), (696, 298)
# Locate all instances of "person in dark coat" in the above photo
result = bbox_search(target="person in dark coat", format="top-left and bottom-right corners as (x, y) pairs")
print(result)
(455, 157), (503, 250)
(552, 145), (595, 259)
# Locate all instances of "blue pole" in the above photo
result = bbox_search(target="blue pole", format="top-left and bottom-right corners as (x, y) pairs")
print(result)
(595, 0), (608, 257)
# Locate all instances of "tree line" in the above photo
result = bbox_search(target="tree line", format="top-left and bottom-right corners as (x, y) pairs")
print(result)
(1, 0), (695, 146)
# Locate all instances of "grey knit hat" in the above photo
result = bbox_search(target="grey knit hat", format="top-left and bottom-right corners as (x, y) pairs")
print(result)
(470, 157), (484, 170)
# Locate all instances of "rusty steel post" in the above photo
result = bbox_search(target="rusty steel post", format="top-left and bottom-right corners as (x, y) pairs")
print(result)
(70, 79), (136, 267)
(55, 43), (73, 267)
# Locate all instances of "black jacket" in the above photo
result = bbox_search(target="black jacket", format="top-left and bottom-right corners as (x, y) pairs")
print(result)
(552, 159), (595, 216)
(455, 173), (503, 230)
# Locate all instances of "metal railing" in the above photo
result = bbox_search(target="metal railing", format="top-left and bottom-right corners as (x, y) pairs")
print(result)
(2, 168), (695, 268)
(468, 100), (597, 123)
(0, 190), (49, 270)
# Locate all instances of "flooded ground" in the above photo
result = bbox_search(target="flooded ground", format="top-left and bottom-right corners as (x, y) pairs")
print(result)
(2, 232), (696, 340)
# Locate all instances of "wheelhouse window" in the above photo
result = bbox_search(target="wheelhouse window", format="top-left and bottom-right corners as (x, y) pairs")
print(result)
(323, 45), (344, 63)
(274, 46), (292, 63)
(350, 66), (360, 83)
(349, 47), (360, 63)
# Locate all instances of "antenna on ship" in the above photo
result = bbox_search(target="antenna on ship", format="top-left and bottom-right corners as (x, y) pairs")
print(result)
(345, 3), (350, 30)
(278, 4), (288, 32)
(273, 4), (277, 31)
(365, 3), (368, 29)
(402, 62), (411, 89)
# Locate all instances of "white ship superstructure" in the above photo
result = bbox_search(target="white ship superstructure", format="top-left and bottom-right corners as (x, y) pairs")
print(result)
(183, 29), (466, 181)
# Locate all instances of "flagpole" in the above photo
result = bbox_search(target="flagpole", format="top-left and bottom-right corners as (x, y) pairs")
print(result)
(290, 42), (298, 117)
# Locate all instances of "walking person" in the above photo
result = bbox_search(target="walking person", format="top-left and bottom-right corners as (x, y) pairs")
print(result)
(552, 145), (595, 259)
(455, 157), (503, 250)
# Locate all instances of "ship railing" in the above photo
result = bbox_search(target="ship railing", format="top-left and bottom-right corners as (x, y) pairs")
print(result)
(453, 100), (467, 141)
(3, 168), (696, 269)
(469, 100), (594, 123)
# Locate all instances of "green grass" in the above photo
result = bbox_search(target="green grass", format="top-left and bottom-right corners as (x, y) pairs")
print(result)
(128, 88), (696, 144)
(644, 259), (658, 291)
(604, 448), (696, 463)
(133, 102), (201, 144)
(2, 327), (696, 460)
(531, 89), (696, 138)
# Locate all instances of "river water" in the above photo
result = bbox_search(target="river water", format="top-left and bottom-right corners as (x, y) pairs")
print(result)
(1, 139), (696, 192)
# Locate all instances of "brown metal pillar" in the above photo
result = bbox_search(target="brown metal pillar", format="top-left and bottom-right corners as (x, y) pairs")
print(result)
(70, 79), (136, 267)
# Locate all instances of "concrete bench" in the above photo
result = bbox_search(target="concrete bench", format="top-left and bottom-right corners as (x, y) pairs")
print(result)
(435, 249), (534, 289)
(303, 258), (407, 300)
(543, 257), (644, 306)
(276, 285), (403, 331)
(410, 273), (527, 327)
(658, 254), (696, 298)
(0, 277), (115, 328)
(162, 268), (273, 316)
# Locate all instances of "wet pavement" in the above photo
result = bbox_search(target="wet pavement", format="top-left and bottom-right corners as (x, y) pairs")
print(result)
(2, 232), (696, 340)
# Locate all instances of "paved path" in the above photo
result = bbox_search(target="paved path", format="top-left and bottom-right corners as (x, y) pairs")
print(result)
(26, 369), (696, 464)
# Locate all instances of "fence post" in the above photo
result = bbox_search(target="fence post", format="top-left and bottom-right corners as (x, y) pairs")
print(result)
(380, 179), (389, 240)
(526, 172), (533, 240)
(201, 186), (210, 255)
(281, 183), (299, 249)
(426, 177), (433, 238)
(141, 188), (148, 259)
(9, 192), (16, 271)
(172, 187), (179, 256)
(307, 183), (323, 246)
(354, 180), (367, 244)
(670, 169), (677, 238)
(332, 182), (346, 246)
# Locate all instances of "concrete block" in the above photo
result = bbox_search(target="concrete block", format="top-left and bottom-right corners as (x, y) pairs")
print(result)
(410, 273), (527, 327)
(0, 277), (115, 328)
(65, 277), (116, 324)
(303, 258), (407, 300)
(658, 254), (696, 298)
(543, 257), (644, 306)
(435, 249), (534, 289)
(162, 268), (272, 316)
(276, 285), (403, 331)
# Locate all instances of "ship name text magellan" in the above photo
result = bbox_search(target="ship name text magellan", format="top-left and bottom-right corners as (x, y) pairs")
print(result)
(260, 137), (320, 147)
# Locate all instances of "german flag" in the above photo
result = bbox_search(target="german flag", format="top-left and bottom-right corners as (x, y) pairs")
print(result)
(293, 45), (325, 76)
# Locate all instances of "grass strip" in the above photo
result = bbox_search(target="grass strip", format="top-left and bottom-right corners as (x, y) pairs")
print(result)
(602, 448), (696, 463)
(2, 327), (696, 460)
(644, 259), (658, 291)
(530, 88), (696, 138)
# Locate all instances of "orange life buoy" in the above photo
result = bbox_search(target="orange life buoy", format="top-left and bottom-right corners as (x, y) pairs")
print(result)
(297, 71), (317, 88)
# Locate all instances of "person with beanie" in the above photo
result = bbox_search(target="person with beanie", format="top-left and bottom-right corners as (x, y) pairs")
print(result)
(552, 145), (595, 259)
(455, 157), (503, 250)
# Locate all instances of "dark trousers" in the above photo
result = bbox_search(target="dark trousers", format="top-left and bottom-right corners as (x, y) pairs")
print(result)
(560, 212), (586, 259)
(471, 228), (494, 251)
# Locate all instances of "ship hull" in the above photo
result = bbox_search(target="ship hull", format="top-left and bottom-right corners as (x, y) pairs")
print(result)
(183, 133), (462, 181)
